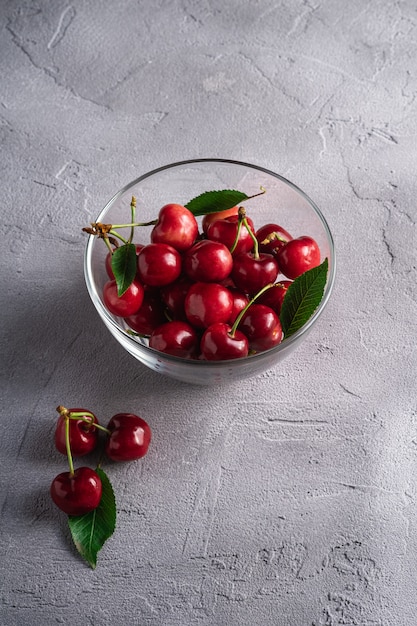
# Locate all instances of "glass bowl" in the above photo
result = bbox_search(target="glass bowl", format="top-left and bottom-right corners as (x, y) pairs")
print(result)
(84, 159), (335, 385)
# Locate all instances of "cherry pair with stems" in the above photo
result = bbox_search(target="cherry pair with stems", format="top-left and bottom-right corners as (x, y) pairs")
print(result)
(50, 406), (151, 516)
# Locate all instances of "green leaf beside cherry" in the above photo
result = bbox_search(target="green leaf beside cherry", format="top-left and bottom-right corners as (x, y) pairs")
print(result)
(280, 258), (328, 338)
(111, 243), (138, 297)
(68, 468), (116, 569)
(185, 189), (250, 216)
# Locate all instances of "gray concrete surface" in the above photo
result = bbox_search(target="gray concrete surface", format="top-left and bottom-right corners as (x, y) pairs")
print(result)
(1, 1), (416, 624)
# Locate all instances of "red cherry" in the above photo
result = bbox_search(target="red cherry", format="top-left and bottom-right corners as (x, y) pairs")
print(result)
(228, 288), (249, 324)
(256, 281), (292, 315)
(183, 239), (233, 283)
(256, 223), (292, 254)
(50, 467), (102, 516)
(137, 243), (182, 287)
(276, 236), (321, 279)
(105, 251), (114, 279)
(184, 282), (233, 328)
(54, 408), (99, 457)
(151, 203), (198, 251)
(200, 322), (249, 360)
(207, 214), (255, 256)
(231, 252), (279, 295)
(160, 276), (193, 321)
(103, 279), (144, 317)
(149, 320), (199, 358)
(125, 291), (167, 335)
(105, 413), (151, 462)
(202, 206), (239, 234)
(239, 304), (283, 352)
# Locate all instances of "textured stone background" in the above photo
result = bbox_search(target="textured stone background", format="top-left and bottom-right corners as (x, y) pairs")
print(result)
(1, 1), (416, 624)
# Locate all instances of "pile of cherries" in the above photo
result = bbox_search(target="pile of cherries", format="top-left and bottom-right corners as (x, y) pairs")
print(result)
(50, 406), (151, 516)
(101, 202), (321, 360)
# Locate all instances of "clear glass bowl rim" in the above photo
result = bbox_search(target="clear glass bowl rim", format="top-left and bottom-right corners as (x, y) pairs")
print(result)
(84, 158), (336, 368)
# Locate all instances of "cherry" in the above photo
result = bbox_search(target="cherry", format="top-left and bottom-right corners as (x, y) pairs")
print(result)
(105, 413), (151, 462)
(256, 223), (292, 255)
(160, 276), (193, 321)
(137, 243), (182, 287)
(206, 214), (255, 256)
(125, 290), (167, 335)
(183, 239), (233, 283)
(105, 250), (114, 279)
(231, 251), (279, 295)
(202, 206), (239, 234)
(276, 236), (321, 279)
(256, 280), (292, 315)
(228, 288), (249, 324)
(54, 408), (99, 457)
(200, 322), (249, 360)
(151, 203), (198, 251)
(149, 320), (199, 358)
(239, 304), (283, 352)
(103, 279), (145, 317)
(184, 282), (233, 328)
(50, 467), (102, 516)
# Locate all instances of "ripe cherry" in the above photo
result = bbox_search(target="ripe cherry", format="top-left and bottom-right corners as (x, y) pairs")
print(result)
(54, 408), (99, 457)
(149, 320), (199, 358)
(200, 322), (249, 360)
(151, 203), (198, 251)
(105, 250), (114, 279)
(183, 239), (233, 283)
(231, 252), (279, 295)
(206, 214), (255, 256)
(50, 467), (102, 516)
(160, 276), (193, 321)
(125, 291), (167, 335)
(184, 282), (233, 328)
(228, 288), (249, 324)
(276, 236), (321, 279)
(103, 279), (144, 317)
(105, 413), (151, 462)
(202, 206), (239, 234)
(256, 281), (292, 315)
(137, 243), (182, 287)
(256, 223), (292, 255)
(239, 304), (283, 352)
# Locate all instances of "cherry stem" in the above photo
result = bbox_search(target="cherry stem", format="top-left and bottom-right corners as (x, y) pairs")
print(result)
(230, 206), (260, 257)
(68, 414), (111, 436)
(243, 186), (266, 202)
(64, 409), (94, 420)
(229, 282), (275, 338)
(229, 209), (244, 255)
(126, 329), (152, 338)
(128, 196), (136, 244)
(109, 230), (128, 244)
(57, 406), (75, 476)
(65, 416), (75, 475)
(110, 219), (157, 228)
(243, 217), (260, 259)
(103, 236), (114, 255)
(261, 232), (287, 245)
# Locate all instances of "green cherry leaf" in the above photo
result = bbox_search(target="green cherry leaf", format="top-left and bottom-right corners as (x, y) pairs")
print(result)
(68, 468), (116, 570)
(111, 243), (137, 297)
(280, 258), (329, 338)
(185, 189), (250, 216)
